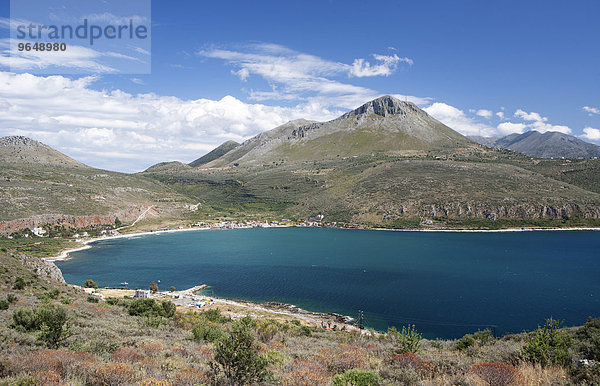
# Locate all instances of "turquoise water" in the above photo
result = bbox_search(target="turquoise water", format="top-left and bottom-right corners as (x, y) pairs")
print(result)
(57, 228), (600, 339)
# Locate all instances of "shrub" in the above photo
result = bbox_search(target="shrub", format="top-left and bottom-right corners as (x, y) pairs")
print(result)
(212, 318), (271, 384)
(6, 294), (18, 303)
(12, 305), (72, 348)
(192, 319), (224, 343)
(13, 277), (26, 290)
(457, 334), (477, 350)
(83, 279), (98, 289)
(110, 347), (145, 363)
(388, 325), (422, 354)
(126, 298), (176, 318)
(317, 345), (367, 374)
(87, 295), (99, 303)
(388, 352), (434, 376)
(138, 377), (170, 386)
(95, 362), (135, 385)
(576, 316), (600, 361)
(282, 360), (329, 385)
(175, 368), (209, 385)
(521, 317), (571, 367)
(255, 319), (279, 343)
(470, 362), (523, 385)
(202, 308), (229, 323)
(149, 281), (158, 292)
(35, 305), (72, 348)
(332, 369), (383, 386)
(0, 298), (9, 310)
(12, 308), (39, 331)
(32, 370), (61, 385)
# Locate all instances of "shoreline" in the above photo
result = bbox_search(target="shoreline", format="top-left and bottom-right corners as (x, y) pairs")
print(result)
(44, 224), (600, 262)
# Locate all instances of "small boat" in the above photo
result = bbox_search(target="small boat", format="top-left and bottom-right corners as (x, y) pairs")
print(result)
(121, 282), (128, 286)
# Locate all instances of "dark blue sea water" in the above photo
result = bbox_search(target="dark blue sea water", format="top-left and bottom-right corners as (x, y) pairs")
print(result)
(56, 228), (600, 339)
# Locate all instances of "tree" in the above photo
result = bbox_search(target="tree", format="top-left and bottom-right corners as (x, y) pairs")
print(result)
(212, 318), (270, 384)
(170, 286), (175, 292)
(13, 277), (25, 290)
(12, 305), (72, 348)
(333, 369), (383, 386)
(149, 281), (158, 292)
(83, 279), (98, 289)
(521, 317), (571, 367)
(389, 325), (422, 354)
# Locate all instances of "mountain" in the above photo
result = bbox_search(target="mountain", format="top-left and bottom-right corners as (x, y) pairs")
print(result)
(189, 140), (240, 167)
(204, 96), (475, 167)
(469, 131), (600, 159)
(1, 136), (87, 168)
(0, 136), (189, 236)
(141, 97), (600, 228)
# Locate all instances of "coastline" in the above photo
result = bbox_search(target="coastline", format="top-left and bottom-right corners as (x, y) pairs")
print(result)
(44, 223), (600, 262)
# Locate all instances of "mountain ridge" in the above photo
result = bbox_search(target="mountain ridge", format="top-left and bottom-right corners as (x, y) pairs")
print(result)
(469, 131), (600, 159)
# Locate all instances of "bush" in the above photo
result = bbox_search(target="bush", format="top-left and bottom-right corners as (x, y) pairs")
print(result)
(192, 319), (224, 343)
(83, 279), (98, 289)
(457, 334), (477, 350)
(317, 345), (367, 374)
(0, 298), (9, 310)
(255, 319), (279, 343)
(470, 362), (523, 385)
(388, 352), (434, 376)
(13, 277), (26, 290)
(95, 362), (135, 385)
(175, 368), (209, 385)
(87, 295), (99, 303)
(110, 347), (144, 363)
(126, 298), (176, 318)
(201, 308), (229, 323)
(211, 318), (271, 384)
(576, 317), (600, 361)
(282, 360), (329, 385)
(12, 305), (72, 348)
(149, 281), (158, 292)
(332, 369), (383, 386)
(6, 294), (18, 303)
(521, 317), (571, 367)
(389, 325), (422, 354)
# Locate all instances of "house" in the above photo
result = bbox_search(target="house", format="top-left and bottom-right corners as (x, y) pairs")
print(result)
(135, 290), (151, 298)
(32, 227), (46, 237)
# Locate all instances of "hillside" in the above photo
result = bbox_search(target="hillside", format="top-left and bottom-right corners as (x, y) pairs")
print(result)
(189, 140), (240, 167)
(469, 131), (600, 159)
(205, 96), (476, 168)
(0, 136), (191, 236)
(142, 97), (600, 228)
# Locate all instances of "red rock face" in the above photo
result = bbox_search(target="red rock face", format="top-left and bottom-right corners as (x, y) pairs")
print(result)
(0, 206), (149, 236)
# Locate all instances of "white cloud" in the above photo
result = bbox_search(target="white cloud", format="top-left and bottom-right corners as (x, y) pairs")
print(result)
(497, 122), (527, 135)
(496, 111), (505, 119)
(349, 54), (412, 77)
(0, 71), (346, 172)
(474, 109), (493, 119)
(512, 108), (572, 134)
(514, 109), (546, 122)
(130, 78), (145, 85)
(197, 43), (414, 109)
(583, 106), (600, 115)
(424, 102), (496, 136)
(581, 127), (600, 141)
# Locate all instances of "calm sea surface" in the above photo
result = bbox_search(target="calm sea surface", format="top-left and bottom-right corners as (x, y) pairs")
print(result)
(57, 228), (600, 338)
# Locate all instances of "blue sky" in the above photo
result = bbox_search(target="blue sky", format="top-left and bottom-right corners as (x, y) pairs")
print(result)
(0, 0), (599, 171)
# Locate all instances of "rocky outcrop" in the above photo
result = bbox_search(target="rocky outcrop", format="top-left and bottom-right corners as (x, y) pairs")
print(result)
(0, 206), (150, 236)
(17, 253), (65, 283)
(376, 202), (600, 222)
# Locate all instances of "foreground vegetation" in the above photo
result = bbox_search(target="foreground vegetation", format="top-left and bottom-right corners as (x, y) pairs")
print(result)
(1, 251), (600, 385)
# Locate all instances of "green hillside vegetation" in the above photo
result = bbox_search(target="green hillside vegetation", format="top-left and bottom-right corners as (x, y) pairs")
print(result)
(1, 251), (600, 384)
(189, 140), (240, 167)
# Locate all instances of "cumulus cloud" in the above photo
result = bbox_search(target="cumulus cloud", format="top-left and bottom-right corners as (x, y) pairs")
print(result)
(497, 122), (527, 135)
(511, 108), (572, 134)
(0, 72), (343, 172)
(581, 127), (600, 141)
(583, 106), (600, 115)
(496, 111), (505, 119)
(424, 102), (496, 136)
(474, 109), (493, 119)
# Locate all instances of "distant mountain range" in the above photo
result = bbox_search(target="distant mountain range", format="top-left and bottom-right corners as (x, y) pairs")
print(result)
(469, 131), (600, 159)
(3, 96), (600, 234)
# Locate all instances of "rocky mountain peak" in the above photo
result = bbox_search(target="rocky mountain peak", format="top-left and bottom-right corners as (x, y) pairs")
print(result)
(1, 136), (46, 148)
(343, 95), (421, 119)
